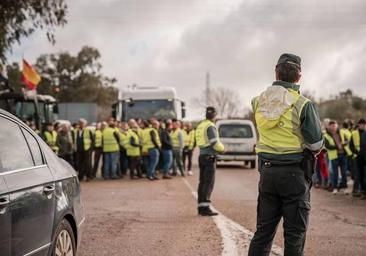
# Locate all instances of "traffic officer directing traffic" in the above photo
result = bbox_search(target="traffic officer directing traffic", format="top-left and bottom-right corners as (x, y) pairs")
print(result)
(195, 107), (225, 216)
(248, 53), (324, 256)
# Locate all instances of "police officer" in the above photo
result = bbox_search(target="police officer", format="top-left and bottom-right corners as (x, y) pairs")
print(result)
(248, 53), (323, 256)
(195, 107), (225, 216)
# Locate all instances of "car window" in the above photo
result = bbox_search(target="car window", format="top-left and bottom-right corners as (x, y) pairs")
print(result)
(0, 117), (34, 172)
(22, 127), (44, 166)
(219, 124), (253, 138)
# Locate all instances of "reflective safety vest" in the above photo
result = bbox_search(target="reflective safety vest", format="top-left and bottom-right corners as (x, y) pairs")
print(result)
(95, 130), (102, 148)
(340, 128), (352, 156)
(351, 130), (361, 153)
(145, 128), (161, 150)
(118, 130), (129, 149)
(102, 127), (119, 153)
(195, 119), (225, 152)
(170, 128), (183, 148)
(253, 86), (310, 154)
(140, 128), (151, 154)
(73, 128), (93, 152)
(183, 129), (196, 149)
(44, 130), (59, 153)
(126, 129), (141, 157)
(323, 133), (338, 161)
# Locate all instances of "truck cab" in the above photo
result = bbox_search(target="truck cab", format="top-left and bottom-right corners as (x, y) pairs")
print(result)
(216, 119), (257, 169)
(112, 86), (186, 121)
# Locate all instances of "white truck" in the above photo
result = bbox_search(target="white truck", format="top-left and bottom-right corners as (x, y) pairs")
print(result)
(216, 119), (257, 169)
(112, 86), (186, 121)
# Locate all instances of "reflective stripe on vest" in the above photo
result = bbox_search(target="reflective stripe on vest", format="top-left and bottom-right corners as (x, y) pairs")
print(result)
(102, 127), (119, 152)
(126, 130), (141, 157)
(253, 88), (310, 155)
(324, 133), (338, 160)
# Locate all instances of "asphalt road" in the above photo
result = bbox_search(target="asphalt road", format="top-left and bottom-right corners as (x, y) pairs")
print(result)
(78, 161), (366, 256)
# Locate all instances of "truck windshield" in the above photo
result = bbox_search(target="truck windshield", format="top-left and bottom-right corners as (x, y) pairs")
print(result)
(122, 99), (176, 120)
(219, 124), (253, 138)
(15, 101), (45, 123)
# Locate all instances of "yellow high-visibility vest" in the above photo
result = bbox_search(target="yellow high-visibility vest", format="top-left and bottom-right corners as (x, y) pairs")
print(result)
(324, 133), (338, 161)
(73, 128), (92, 151)
(183, 129), (196, 149)
(253, 88), (309, 154)
(95, 130), (102, 148)
(170, 128), (182, 148)
(195, 119), (224, 152)
(145, 128), (161, 150)
(102, 127), (119, 153)
(140, 128), (151, 154)
(340, 128), (352, 156)
(44, 130), (59, 153)
(351, 130), (360, 153)
(126, 129), (141, 157)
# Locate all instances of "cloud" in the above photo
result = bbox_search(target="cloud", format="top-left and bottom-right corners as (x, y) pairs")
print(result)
(7, 0), (366, 119)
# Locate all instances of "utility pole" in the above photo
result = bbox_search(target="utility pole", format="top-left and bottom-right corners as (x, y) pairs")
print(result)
(205, 71), (211, 106)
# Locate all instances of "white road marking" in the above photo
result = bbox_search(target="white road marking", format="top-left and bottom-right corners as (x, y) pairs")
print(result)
(183, 178), (284, 256)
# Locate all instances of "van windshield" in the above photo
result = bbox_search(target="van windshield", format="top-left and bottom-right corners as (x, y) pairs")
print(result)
(219, 124), (253, 138)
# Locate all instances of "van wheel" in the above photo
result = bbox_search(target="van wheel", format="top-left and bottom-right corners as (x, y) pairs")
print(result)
(250, 160), (256, 169)
(51, 219), (76, 256)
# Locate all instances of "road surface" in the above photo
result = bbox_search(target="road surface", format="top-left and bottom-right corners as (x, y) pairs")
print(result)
(78, 161), (366, 256)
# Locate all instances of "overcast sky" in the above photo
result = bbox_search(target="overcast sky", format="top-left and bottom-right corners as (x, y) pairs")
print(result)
(9, 0), (366, 119)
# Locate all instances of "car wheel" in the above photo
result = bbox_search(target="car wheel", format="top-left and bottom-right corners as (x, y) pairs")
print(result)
(51, 219), (76, 256)
(250, 160), (256, 169)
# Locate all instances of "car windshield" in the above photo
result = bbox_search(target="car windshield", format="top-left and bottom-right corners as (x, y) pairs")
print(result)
(122, 99), (176, 120)
(219, 124), (253, 138)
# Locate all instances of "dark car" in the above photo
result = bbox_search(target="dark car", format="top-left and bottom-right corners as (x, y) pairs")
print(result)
(0, 109), (85, 256)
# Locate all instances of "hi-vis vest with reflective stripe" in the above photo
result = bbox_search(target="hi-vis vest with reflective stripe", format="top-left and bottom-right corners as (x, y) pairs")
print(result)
(102, 127), (119, 153)
(170, 128), (183, 148)
(95, 130), (102, 148)
(340, 128), (352, 156)
(253, 86), (310, 155)
(145, 128), (161, 150)
(323, 133), (338, 160)
(126, 129), (141, 157)
(44, 130), (59, 153)
(73, 128), (92, 151)
(351, 130), (360, 153)
(195, 119), (225, 152)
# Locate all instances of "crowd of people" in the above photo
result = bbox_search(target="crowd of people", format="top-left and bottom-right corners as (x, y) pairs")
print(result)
(34, 117), (196, 182)
(317, 118), (366, 198)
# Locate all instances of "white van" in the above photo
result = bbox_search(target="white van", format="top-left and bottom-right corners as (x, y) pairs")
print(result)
(216, 119), (257, 168)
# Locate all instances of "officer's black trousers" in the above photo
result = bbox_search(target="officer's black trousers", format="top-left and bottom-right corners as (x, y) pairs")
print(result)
(197, 155), (215, 207)
(248, 165), (311, 256)
(76, 150), (92, 180)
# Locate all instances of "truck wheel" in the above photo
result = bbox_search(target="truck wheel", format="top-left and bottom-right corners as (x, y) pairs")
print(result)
(250, 160), (256, 169)
(51, 219), (76, 256)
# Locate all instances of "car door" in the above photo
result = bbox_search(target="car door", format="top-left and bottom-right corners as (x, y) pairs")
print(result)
(0, 115), (55, 256)
(0, 176), (10, 256)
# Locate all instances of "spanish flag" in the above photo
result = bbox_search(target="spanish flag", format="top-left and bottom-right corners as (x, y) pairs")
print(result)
(22, 59), (41, 90)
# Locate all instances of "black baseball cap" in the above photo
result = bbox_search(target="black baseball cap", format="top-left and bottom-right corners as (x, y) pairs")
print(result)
(206, 106), (217, 116)
(276, 53), (301, 71)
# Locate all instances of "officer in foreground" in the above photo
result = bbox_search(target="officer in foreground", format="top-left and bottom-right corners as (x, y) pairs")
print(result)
(248, 53), (324, 256)
(195, 107), (225, 216)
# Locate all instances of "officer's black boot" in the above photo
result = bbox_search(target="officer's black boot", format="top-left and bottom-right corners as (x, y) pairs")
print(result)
(198, 207), (218, 216)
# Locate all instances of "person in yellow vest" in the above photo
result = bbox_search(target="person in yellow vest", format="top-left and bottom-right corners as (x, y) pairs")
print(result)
(195, 107), (225, 216)
(92, 122), (103, 179)
(324, 121), (349, 194)
(118, 121), (130, 176)
(170, 119), (185, 176)
(140, 120), (151, 175)
(102, 118), (121, 179)
(74, 118), (94, 181)
(126, 119), (143, 179)
(183, 122), (195, 176)
(145, 120), (162, 180)
(43, 123), (59, 153)
(249, 53), (323, 256)
(350, 118), (366, 198)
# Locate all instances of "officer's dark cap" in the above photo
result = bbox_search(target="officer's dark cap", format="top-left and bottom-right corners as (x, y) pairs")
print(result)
(206, 106), (217, 116)
(358, 118), (366, 124)
(276, 53), (301, 71)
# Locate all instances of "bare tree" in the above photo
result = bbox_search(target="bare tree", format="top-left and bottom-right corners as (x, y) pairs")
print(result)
(193, 86), (242, 118)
